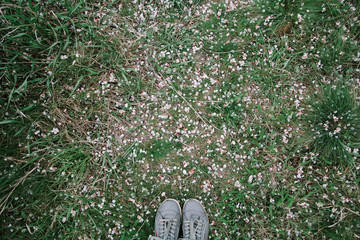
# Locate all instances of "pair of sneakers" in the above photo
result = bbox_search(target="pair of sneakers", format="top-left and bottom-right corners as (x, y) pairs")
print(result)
(148, 198), (209, 240)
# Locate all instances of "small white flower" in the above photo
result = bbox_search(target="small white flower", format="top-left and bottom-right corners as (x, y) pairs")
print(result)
(164, 103), (171, 110)
(299, 202), (309, 208)
(234, 180), (241, 188)
(71, 209), (76, 217)
(316, 61), (322, 68)
(297, 14), (303, 22)
(137, 215), (144, 222)
(334, 127), (341, 134)
(248, 175), (253, 183)
(158, 81), (166, 88)
(109, 73), (116, 82)
(51, 128), (59, 134)
(60, 55), (68, 60)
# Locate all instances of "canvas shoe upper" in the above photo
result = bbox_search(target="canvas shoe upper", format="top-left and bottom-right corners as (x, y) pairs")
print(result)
(179, 199), (209, 240)
(148, 199), (182, 240)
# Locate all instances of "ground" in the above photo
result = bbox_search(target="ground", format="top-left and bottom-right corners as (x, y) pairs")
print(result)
(1, 0), (360, 239)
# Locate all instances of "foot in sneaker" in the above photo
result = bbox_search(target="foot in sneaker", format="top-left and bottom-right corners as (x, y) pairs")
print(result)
(148, 199), (182, 240)
(180, 199), (209, 240)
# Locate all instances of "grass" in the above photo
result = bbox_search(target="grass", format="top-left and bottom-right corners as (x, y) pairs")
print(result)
(303, 81), (360, 166)
(1, 0), (360, 239)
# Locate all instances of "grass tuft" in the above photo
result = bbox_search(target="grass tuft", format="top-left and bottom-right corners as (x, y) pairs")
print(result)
(303, 82), (360, 166)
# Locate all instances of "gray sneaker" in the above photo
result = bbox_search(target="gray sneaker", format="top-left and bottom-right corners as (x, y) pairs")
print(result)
(148, 199), (182, 240)
(180, 199), (209, 240)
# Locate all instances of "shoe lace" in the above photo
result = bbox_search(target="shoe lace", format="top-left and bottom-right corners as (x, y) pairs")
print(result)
(181, 219), (203, 240)
(149, 218), (178, 240)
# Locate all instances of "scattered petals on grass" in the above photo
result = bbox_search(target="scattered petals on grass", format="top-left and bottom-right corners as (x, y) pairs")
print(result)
(1, 0), (359, 239)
